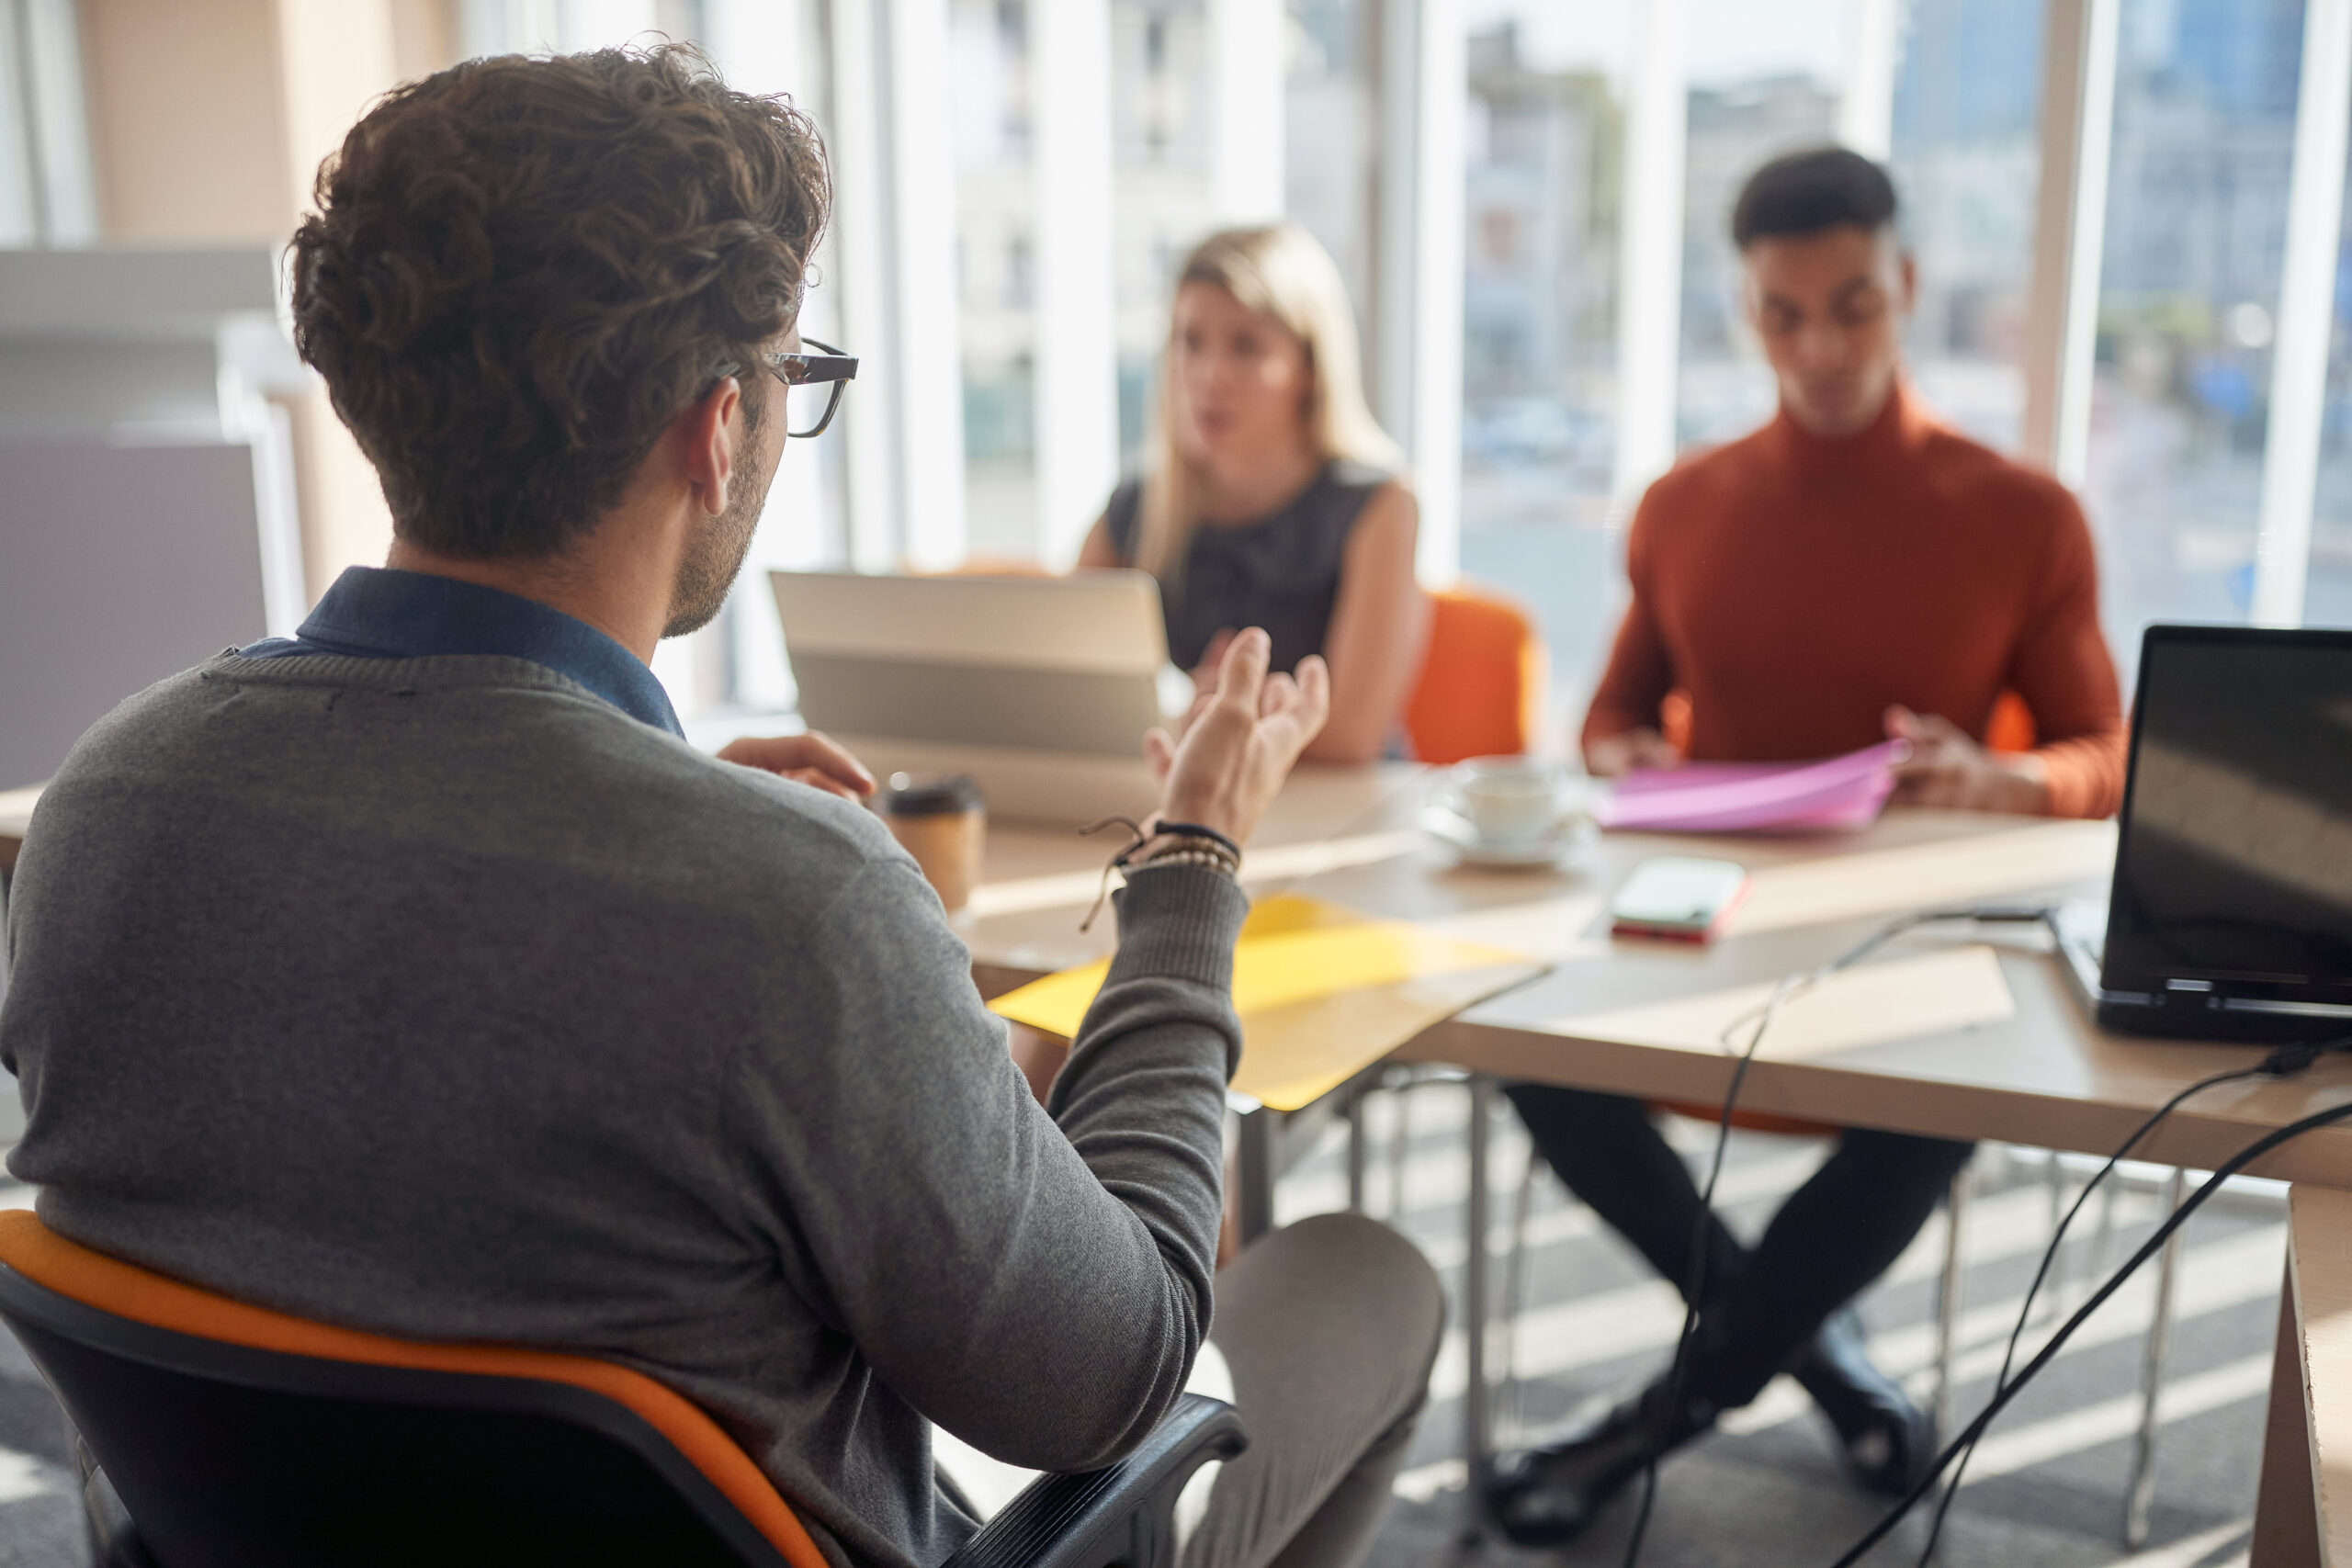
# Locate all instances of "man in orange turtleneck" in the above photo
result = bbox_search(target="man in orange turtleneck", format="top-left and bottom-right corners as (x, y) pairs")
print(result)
(1490, 149), (2128, 1547)
(1584, 166), (2126, 814)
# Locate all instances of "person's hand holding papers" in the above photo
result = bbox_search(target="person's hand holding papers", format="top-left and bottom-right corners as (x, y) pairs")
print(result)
(1883, 705), (2048, 814)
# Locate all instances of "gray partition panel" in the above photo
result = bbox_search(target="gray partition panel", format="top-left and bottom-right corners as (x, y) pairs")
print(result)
(0, 439), (268, 789)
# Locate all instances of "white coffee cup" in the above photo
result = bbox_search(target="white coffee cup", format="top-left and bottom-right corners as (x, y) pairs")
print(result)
(1445, 755), (1575, 846)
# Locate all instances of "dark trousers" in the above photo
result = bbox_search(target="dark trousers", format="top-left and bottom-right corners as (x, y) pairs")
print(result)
(1505, 1084), (1973, 1412)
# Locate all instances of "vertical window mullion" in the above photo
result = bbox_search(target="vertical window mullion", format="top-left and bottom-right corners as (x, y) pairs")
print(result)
(1611, 0), (1685, 505)
(1209, 0), (1285, 223)
(885, 0), (969, 569)
(1031, 0), (1120, 569)
(2020, 0), (2119, 491)
(825, 0), (907, 571)
(2252, 0), (2352, 628)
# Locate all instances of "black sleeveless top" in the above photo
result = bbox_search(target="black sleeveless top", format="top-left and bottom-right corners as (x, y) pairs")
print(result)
(1103, 461), (1393, 674)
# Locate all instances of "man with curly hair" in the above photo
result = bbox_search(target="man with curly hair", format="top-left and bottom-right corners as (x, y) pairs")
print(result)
(0, 45), (1440, 1568)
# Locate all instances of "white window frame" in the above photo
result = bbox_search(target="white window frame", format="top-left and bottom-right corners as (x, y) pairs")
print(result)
(2252, 0), (2352, 628)
(1374, 0), (1464, 583)
(1031, 0), (1120, 570)
(1611, 0), (1687, 508)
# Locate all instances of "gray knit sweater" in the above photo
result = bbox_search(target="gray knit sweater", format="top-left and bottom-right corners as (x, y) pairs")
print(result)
(0, 651), (1248, 1568)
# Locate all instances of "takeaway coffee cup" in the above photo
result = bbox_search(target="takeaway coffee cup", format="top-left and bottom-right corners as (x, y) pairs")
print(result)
(878, 773), (986, 914)
(1443, 756), (1576, 847)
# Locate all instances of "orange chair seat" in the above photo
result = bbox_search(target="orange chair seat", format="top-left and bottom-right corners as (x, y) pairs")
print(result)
(1650, 1101), (1842, 1139)
(1662, 689), (2038, 760)
(0, 1210), (830, 1568)
(1405, 585), (1547, 765)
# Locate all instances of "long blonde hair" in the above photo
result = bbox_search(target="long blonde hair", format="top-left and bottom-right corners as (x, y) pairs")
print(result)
(1136, 223), (1402, 582)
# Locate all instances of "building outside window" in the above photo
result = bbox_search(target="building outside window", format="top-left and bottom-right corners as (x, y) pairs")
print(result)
(1890, 0), (2044, 453)
(1114, 0), (1218, 468)
(1674, 2), (1844, 451)
(952, 0), (1040, 558)
(1285, 0), (1377, 382)
(1455, 3), (1629, 713)
(2306, 100), (2352, 626)
(2084, 0), (2306, 676)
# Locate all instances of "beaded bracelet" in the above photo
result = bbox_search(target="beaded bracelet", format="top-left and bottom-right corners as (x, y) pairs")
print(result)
(1078, 816), (1241, 931)
(1146, 820), (1242, 863)
(1129, 842), (1240, 877)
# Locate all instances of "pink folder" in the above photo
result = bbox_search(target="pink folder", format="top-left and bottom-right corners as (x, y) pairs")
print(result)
(1595, 739), (1907, 834)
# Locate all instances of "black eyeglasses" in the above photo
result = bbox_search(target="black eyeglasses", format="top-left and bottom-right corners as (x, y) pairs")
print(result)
(721, 338), (859, 439)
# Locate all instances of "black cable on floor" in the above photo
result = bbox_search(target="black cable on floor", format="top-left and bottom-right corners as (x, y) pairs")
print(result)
(1911, 1034), (2346, 1565)
(1831, 1089), (2352, 1568)
(1619, 908), (2026, 1568)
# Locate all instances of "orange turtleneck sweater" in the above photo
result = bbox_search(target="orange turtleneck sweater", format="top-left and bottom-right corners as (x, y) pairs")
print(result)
(1582, 384), (2128, 820)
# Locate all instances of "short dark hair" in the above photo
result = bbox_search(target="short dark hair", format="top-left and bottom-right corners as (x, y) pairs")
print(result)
(289, 45), (830, 558)
(1731, 147), (1898, 249)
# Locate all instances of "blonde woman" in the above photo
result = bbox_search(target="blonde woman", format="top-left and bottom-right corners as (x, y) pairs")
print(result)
(1079, 224), (1429, 764)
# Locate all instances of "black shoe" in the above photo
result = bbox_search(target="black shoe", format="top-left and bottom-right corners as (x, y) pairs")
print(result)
(1792, 1307), (1937, 1495)
(1484, 1383), (1717, 1546)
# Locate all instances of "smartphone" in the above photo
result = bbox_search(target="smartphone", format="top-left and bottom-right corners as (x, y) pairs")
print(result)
(1609, 856), (1750, 942)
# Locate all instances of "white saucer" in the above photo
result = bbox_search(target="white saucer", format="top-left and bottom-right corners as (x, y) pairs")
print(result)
(1419, 804), (1595, 869)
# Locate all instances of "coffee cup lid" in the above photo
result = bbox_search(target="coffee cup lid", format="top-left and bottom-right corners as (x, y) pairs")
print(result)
(881, 773), (984, 816)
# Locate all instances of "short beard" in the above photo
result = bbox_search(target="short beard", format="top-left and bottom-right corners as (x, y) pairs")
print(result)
(663, 407), (781, 639)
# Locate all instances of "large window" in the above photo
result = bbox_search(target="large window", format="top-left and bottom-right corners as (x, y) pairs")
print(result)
(950, 0), (1040, 558)
(77, 0), (2352, 733)
(1455, 3), (1630, 713)
(2306, 140), (2352, 626)
(1286, 0), (1377, 349)
(1113, 0), (1218, 466)
(1890, 0), (2045, 450)
(2083, 0), (2307, 671)
(1674, 0), (1845, 450)
(1669, 0), (2048, 451)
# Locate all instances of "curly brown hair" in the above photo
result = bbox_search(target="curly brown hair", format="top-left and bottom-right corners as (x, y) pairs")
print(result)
(289, 44), (830, 558)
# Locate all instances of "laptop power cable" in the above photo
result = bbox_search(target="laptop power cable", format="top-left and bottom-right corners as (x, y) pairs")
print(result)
(1825, 1034), (2352, 1568)
(1908, 1031), (2347, 1563)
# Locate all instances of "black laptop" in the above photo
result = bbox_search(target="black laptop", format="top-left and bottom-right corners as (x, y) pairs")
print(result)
(2053, 624), (2352, 1043)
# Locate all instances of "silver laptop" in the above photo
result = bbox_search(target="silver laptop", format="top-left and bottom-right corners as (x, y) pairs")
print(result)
(2055, 625), (2352, 1043)
(770, 570), (1180, 825)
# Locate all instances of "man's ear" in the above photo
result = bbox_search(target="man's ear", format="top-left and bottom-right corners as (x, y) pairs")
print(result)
(1897, 251), (1918, 314)
(681, 376), (742, 518)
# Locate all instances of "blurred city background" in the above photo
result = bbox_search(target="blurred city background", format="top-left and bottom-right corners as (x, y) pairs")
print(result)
(5, 0), (2347, 744)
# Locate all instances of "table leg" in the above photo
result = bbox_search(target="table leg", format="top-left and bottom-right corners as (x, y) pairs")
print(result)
(2253, 1258), (2320, 1568)
(1934, 1161), (1972, 1446)
(1462, 1074), (1496, 1540)
(1345, 1091), (1367, 1213)
(2124, 1166), (2188, 1548)
(1235, 1106), (1277, 1247)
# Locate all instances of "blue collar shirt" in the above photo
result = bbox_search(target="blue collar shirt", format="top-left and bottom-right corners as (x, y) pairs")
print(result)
(242, 566), (684, 738)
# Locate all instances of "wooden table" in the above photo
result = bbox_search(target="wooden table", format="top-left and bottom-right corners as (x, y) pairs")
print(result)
(2259, 1187), (2352, 1567)
(960, 764), (2352, 1555)
(966, 765), (2352, 1187)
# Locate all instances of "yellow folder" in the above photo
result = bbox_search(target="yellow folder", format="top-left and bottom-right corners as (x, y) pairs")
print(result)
(988, 893), (1545, 1111)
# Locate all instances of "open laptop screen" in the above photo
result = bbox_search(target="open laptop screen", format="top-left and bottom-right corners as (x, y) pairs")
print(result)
(2102, 626), (2352, 1007)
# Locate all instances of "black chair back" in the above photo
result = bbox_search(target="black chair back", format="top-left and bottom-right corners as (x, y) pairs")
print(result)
(0, 1259), (788, 1568)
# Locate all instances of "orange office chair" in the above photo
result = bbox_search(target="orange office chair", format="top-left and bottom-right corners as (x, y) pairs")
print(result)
(912, 557), (1057, 578)
(0, 1210), (1243, 1568)
(1662, 689), (2039, 758)
(1984, 690), (2036, 754)
(1403, 584), (1548, 765)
